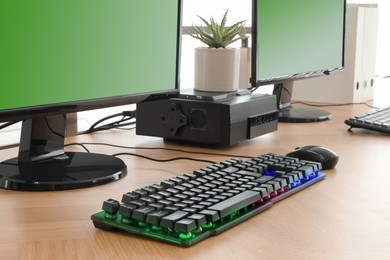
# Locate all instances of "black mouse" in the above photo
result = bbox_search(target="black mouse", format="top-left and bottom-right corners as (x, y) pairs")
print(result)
(286, 145), (339, 170)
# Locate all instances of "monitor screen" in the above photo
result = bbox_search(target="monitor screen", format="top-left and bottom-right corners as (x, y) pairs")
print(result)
(0, 0), (181, 121)
(251, 0), (346, 122)
(0, 0), (182, 190)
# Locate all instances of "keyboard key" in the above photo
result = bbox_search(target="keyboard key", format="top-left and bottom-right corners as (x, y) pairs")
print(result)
(251, 187), (269, 198)
(267, 181), (281, 191)
(132, 206), (155, 221)
(193, 169), (207, 177)
(188, 214), (207, 227)
(198, 209), (220, 222)
(254, 175), (274, 184)
(102, 199), (120, 215)
(164, 206), (180, 213)
(118, 204), (136, 218)
(237, 170), (262, 178)
(149, 194), (164, 201)
(148, 203), (164, 211)
(133, 189), (148, 198)
(209, 190), (261, 218)
(182, 208), (198, 214)
(259, 183), (274, 194)
(149, 184), (164, 191)
(174, 218), (197, 233)
(129, 200), (146, 208)
(222, 166), (239, 174)
(191, 204), (205, 211)
(160, 211), (189, 229)
(146, 210), (169, 225)
(121, 192), (138, 205)
(161, 180), (175, 188)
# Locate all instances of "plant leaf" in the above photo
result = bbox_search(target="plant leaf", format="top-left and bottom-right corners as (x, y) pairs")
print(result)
(189, 9), (246, 48)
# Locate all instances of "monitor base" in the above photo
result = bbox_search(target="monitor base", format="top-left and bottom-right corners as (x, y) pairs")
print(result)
(0, 152), (127, 191)
(278, 106), (332, 123)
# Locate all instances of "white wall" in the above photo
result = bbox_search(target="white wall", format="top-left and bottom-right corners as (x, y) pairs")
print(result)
(182, 0), (251, 26)
(181, 0), (252, 89)
(181, 0), (390, 90)
(375, 1), (390, 76)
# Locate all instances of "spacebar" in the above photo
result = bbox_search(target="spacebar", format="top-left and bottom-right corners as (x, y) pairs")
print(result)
(208, 190), (261, 218)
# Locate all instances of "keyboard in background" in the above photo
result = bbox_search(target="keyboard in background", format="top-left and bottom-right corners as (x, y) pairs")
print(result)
(345, 106), (390, 134)
(91, 153), (325, 247)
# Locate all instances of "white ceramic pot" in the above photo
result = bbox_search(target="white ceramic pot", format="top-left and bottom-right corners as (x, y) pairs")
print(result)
(194, 47), (240, 92)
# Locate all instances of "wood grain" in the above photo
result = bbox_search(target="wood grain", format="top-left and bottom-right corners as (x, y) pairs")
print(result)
(1, 103), (390, 259)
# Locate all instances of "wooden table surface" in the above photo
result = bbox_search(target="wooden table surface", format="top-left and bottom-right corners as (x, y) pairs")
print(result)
(1, 102), (390, 260)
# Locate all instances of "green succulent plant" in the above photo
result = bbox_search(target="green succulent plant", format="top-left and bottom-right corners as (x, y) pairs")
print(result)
(189, 9), (246, 49)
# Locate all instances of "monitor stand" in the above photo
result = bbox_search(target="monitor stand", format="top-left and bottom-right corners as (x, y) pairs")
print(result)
(0, 115), (127, 191)
(273, 81), (332, 122)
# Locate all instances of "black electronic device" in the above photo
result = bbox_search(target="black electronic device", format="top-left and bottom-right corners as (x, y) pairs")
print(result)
(286, 145), (339, 170)
(345, 106), (390, 134)
(251, 0), (346, 122)
(0, 0), (182, 190)
(136, 91), (278, 146)
(92, 153), (325, 247)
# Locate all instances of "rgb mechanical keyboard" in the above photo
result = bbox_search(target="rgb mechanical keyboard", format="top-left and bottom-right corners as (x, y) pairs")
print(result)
(91, 153), (325, 247)
(345, 106), (390, 134)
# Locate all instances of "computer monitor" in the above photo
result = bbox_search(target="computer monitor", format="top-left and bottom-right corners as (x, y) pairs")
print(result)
(251, 0), (346, 122)
(0, 0), (182, 190)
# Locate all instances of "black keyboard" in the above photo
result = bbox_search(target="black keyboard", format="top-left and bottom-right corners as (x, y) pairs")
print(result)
(91, 153), (325, 247)
(345, 106), (390, 134)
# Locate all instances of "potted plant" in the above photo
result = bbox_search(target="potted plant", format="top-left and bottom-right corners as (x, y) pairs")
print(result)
(189, 9), (246, 92)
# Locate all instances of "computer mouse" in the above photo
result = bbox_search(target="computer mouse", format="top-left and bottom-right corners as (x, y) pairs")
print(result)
(286, 145), (339, 170)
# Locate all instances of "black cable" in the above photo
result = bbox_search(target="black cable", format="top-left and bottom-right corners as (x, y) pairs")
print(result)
(249, 83), (377, 110)
(44, 116), (65, 138)
(81, 110), (136, 134)
(249, 85), (260, 93)
(64, 143), (91, 153)
(87, 117), (135, 132)
(65, 142), (254, 159)
(274, 83), (378, 109)
(291, 101), (378, 109)
(65, 142), (216, 163)
(112, 152), (217, 164)
(89, 112), (123, 129)
(281, 84), (292, 98)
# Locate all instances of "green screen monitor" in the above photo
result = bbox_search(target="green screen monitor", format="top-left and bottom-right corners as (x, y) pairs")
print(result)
(252, 0), (346, 122)
(0, 0), (182, 190)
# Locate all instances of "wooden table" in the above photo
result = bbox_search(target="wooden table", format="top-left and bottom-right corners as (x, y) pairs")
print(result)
(1, 102), (390, 260)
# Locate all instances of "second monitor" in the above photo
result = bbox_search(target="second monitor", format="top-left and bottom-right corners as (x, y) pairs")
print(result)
(251, 0), (346, 122)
